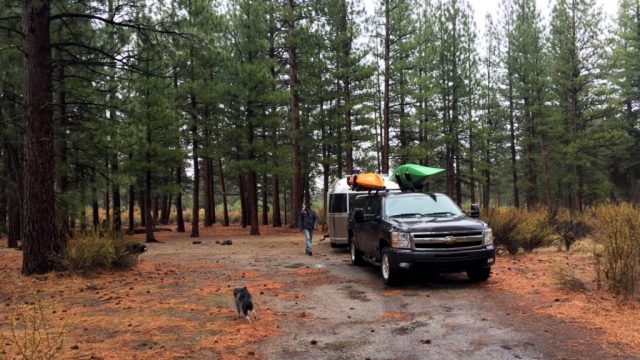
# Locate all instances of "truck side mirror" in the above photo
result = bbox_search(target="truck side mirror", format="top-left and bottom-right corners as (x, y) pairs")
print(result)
(354, 208), (365, 222)
(470, 203), (480, 218)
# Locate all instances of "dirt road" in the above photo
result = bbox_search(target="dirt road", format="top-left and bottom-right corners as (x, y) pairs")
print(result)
(0, 227), (637, 359)
(209, 233), (631, 360)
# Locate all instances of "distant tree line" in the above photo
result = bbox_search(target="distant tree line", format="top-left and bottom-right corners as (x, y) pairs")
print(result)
(0, 0), (638, 274)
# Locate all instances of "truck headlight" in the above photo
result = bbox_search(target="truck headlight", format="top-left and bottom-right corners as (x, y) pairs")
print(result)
(391, 232), (411, 248)
(484, 228), (493, 246)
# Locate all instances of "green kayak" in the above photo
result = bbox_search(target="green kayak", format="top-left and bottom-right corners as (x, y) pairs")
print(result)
(392, 164), (445, 190)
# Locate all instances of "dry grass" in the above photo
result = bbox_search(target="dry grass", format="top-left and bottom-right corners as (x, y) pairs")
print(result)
(590, 203), (640, 299)
(492, 246), (640, 354)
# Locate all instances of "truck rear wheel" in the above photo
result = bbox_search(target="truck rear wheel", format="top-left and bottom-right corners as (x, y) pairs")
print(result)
(467, 267), (491, 282)
(350, 239), (364, 266)
(381, 248), (398, 286)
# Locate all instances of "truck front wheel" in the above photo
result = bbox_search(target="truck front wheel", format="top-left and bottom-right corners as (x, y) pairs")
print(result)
(381, 248), (398, 286)
(350, 238), (364, 266)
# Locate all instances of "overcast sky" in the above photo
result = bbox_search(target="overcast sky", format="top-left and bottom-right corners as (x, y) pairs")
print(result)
(363, 0), (619, 35)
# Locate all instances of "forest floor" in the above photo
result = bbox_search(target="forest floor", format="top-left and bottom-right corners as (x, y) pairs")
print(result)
(0, 225), (639, 359)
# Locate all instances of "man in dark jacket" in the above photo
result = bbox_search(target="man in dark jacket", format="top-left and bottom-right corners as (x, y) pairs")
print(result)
(299, 204), (318, 256)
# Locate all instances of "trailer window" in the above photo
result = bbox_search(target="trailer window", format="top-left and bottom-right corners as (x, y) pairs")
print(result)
(329, 194), (348, 213)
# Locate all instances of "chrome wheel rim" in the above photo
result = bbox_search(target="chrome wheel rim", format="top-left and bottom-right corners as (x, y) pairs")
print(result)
(382, 253), (390, 280)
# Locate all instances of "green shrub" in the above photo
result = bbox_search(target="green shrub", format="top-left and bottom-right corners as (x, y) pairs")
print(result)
(516, 208), (554, 252)
(483, 208), (522, 254)
(57, 232), (141, 272)
(591, 203), (640, 299)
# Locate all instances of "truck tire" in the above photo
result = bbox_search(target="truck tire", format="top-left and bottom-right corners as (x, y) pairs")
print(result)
(467, 267), (491, 282)
(350, 238), (364, 266)
(381, 248), (398, 286)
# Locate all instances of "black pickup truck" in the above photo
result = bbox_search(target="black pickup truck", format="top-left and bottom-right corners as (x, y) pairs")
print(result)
(347, 191), (495, 285)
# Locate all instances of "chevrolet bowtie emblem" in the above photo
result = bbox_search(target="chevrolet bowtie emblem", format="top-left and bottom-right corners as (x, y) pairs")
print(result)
(444, 236), (456, 244)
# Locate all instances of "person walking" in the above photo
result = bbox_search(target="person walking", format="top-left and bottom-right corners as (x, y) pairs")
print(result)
(299, 204), (318, 256)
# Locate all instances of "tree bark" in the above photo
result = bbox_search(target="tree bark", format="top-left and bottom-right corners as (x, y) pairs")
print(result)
(175, 166), (185, 232)
(21, 0), (63, 274)
(508, 71), (520, 207)
(382, 0), (390, 174)
(262, 173), (268, 226)
(203, 128), (213, 227)
(127, 183), (134, 234)
(217, 158), (229, 226)
(287, 0), (303, 229)
(239, 175), (247, 228)
(191, 124), (199, 238)
(139, 190), (146, 227)
(4, 140), (21, 248)
(152, 195), (159, 221)
(92, 198), (99, 231)
(339, 0), (353, 175)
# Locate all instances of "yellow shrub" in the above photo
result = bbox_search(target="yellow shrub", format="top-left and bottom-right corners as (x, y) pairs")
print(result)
(57, 232), (142, 272)
(516, 208), (553, 252)
(591, 203), (640, 299)
(483, 208), (523, 254)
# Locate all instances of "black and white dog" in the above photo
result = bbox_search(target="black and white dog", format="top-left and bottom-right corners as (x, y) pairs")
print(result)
(233, 286), (258, 323)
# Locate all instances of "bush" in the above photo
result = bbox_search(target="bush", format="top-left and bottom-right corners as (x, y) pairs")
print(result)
(551, 209), (591, 251)
(591, 203), (640, 299)
(0, 297), (66, 360)
(483, 208), (522, 254)
(56, 232), (142, 272)
(553, 266), (587, 291)
(516, 208), (554, 252)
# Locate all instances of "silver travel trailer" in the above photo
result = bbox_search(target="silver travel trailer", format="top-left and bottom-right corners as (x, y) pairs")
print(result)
(326, 175), (400, 247)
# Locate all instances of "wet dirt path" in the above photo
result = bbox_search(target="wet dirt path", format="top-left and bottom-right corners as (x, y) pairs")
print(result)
(1, 228), (636, 359)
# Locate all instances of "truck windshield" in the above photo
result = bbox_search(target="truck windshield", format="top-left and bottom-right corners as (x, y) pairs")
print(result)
(385, 195), (463, 218)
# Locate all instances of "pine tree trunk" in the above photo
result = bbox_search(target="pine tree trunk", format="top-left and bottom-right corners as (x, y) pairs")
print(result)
(104, 158), (110, 225)
(139, 190), (146, 227)
(55, 34), (70, 238)
(153, 195), (159, 222)
(4, 141), (21, 248)
(211, 159), (216, 224)
(92, 198), (99, 230)
(204, 158), (213, 226)
(203, 128), (213, 227)
(508, 77), (520, 207)
(239, 175), (247, 228)
(127, 184), (134, 234)
(21, 0), (63, 274)
(268, 26), (281, 228)
(271, 172), (281, 227)
(217, 158), (229, 226)
(175, 167), (185, 232)
(160, 194), (168, 225)
(382, 0), (390, 174)
(7, 193), (20, 248)
(287, 0), (303, 229)
(112, 154), (120, 233)
(247, 170), (259, 235)
(283, 180), (288, 226)
(262, 173), (268, 226)
(191, 124), (199, 238)
(339, 0), (353, 175)
(0, 158), (6, 238)
(144, 169), (156, 242)
(540, 137), (552, 212)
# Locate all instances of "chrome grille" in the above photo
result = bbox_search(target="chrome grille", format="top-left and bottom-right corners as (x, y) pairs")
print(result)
(411, 230), (484, 250)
